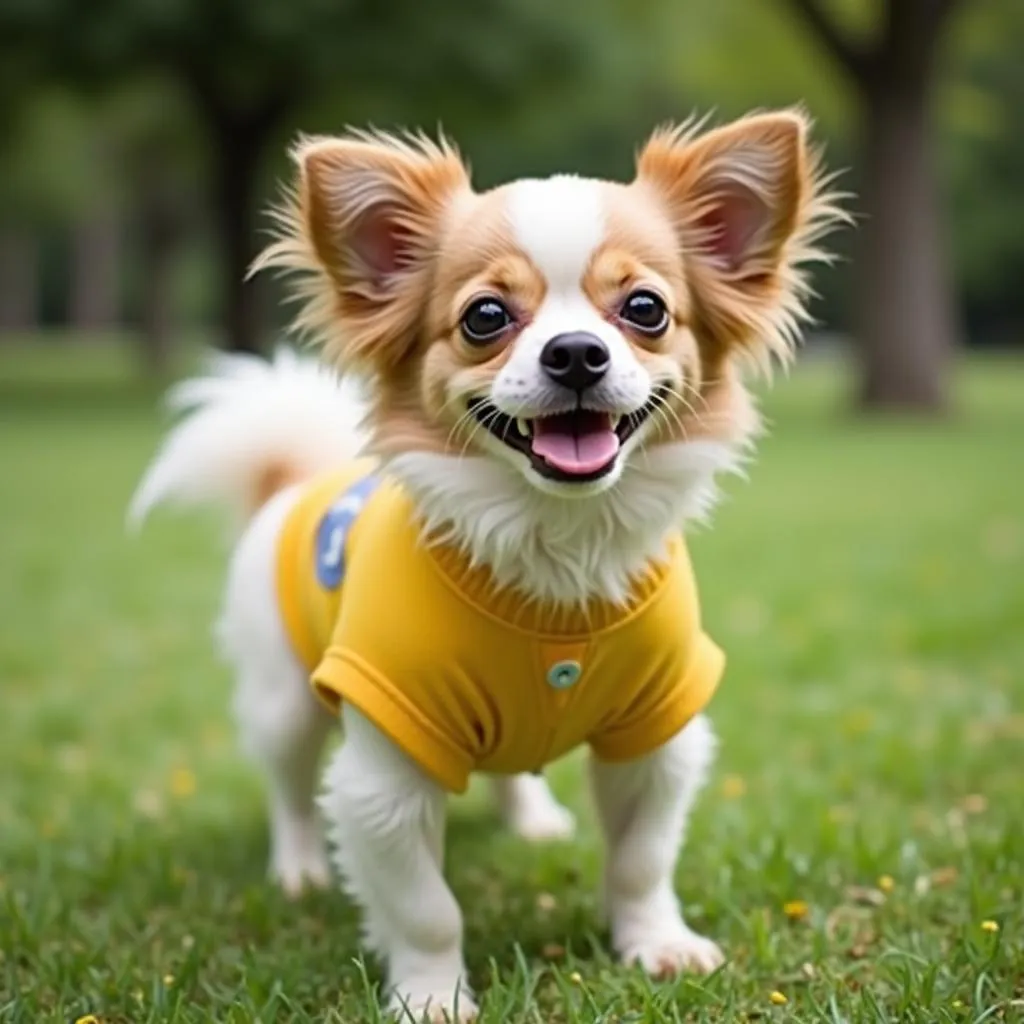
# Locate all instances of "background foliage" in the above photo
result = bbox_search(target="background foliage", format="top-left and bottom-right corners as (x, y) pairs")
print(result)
(1, 0), (1022, 375)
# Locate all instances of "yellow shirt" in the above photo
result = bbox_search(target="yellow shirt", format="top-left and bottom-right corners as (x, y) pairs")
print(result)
(277, 465), (725, 793)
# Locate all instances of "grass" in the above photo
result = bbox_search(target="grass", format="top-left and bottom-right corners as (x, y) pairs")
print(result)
(1, 339), (1022, 1023)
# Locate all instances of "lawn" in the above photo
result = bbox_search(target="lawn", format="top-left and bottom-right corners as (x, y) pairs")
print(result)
(1, 340), (1022, 1023)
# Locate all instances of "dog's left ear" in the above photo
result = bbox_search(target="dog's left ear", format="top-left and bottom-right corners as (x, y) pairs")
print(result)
(637, 110), (824, 358)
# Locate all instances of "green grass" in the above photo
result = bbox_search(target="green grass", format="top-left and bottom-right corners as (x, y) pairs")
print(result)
(1, 340), (1022, 1023)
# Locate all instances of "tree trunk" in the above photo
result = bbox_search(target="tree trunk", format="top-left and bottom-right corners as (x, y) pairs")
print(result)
(0, 228), (39, 335)
(211, 126), (267, 354)
(137, 196), (183, 377)
(783, 0), (963, 413)
(853, 43), (959, 411)
(69, 209), (121, 331)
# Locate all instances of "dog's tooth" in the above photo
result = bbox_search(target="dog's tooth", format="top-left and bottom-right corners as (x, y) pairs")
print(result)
(516, 418), (531, 437)
(611, 415), (622, 431)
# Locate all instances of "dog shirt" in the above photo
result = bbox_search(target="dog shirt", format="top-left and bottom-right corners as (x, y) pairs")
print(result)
(276, 464), (725, 793)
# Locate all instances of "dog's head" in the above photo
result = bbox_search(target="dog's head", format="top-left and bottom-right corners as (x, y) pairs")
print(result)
(257, 112), (841, 598)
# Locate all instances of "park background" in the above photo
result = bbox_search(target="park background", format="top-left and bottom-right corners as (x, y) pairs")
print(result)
(1, 1), (1022, 1022)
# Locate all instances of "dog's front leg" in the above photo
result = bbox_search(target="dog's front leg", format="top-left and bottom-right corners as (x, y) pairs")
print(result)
(589, 714), (724, 977)
(321, 706), (475, 1023)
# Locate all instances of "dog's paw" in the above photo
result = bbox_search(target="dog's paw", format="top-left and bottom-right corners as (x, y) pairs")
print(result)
(269, 828), (331, 898)
(619, 925), (724, 979)
(508, 800), (576, 843)
(388, 979), (478, 1023)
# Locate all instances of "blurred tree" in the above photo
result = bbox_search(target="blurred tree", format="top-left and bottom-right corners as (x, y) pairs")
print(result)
(0, 23), (47, 335)
(7, 0), (1018, 370)
(4, 0), (595, 354)
(0, 77), (201, 367)
(781, 0), (967, 411)
(109, 80), (205, 375)
(0, 91), (115, 335)
(945, 0), (1024, 345)
(0, 231), (38, 333)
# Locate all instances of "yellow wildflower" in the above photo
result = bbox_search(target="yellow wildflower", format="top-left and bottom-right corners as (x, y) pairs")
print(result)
(783, 900), (809, 921)
(170, 767), (196, 798)
(721, 775), (747, 798)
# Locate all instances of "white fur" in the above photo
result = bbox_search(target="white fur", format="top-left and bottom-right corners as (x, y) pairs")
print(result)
(128, 347), (369, 529)
(491, 774), (576, 841)
(389, 440), (742, 606)
(133, 349), (731, 1020)
(590, 716), (724, 975)
(320, 704), (475, 1021)
(506, 175), (604, 289)
(490, 291), (650, 417)
(494, 176), (650, 439)
(220, 485), (335, 895)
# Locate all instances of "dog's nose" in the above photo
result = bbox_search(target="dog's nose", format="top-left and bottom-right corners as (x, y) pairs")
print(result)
(540, 332), (611, 392)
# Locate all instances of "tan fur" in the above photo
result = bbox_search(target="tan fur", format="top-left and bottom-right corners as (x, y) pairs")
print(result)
(253, 131), (471, 373)
(253, 112), (846, 460)
(636, 109), (848, 372)
(251, 462), (302, 514)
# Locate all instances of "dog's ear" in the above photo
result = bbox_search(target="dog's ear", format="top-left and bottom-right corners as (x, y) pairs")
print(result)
(636, 110), (833, 362)
(257, 131), (471, 372)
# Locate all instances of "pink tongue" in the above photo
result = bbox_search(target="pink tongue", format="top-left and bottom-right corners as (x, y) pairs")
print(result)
(531, 411), (620, 476)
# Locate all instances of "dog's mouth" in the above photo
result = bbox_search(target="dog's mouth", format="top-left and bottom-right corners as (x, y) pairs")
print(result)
(467, 389), (666, 483)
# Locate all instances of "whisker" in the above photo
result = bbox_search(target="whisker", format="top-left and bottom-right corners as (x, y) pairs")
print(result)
(652, 394), (689, 436)
(444, 406), (482, 453)
(678, 377), (712, 414)
(457, 407), (495, 458)
(658, 382), (700, 421)
(644, 394), (688, 448)
(460, 404), (509, 459)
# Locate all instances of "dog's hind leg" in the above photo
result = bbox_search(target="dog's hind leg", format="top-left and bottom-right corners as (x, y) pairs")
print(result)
(491, 773), (576, 841)
(220, 488), (335, 896)
(235, 656), (334, 896)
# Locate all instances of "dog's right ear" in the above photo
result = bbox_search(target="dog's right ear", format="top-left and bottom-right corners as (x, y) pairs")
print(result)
(256, 131), (471, 372)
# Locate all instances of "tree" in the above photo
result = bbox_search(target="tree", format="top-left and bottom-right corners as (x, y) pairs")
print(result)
(0, 11), (46, 336)
(781, 0), (967, 411)
(945, 0), (1024, 344)
(3, 0), (598, 354)
(0, 90), (120, 337)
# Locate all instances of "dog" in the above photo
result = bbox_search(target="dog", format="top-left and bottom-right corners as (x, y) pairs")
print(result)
(131, 109), (841, 1021)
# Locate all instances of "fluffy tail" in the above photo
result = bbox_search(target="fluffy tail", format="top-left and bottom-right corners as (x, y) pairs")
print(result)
(128, 347), (367, 530)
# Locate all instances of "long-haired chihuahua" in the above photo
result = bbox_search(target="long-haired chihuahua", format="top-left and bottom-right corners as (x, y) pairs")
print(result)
(131, 110), (841, 1021)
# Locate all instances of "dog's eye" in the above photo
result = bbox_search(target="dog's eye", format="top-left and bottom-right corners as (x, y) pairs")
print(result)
(620, 291), (669, 337)
(460, 298), (513, 345)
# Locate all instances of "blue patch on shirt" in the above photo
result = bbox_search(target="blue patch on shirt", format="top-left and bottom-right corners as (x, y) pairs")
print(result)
(314, 474), (380, 589)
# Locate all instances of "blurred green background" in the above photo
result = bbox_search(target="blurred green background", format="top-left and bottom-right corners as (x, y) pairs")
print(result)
(1, 0), (1022, 409)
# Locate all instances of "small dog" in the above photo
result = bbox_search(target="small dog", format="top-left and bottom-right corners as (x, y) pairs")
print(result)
(131, 110), (840, 1021)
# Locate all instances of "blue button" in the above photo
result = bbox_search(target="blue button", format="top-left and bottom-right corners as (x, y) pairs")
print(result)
(547, 660), (581, 689)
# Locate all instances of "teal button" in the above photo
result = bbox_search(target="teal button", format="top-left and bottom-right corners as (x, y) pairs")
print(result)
(547, 660), (581, 689)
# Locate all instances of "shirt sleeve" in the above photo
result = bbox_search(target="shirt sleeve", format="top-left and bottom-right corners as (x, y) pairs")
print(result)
(312, 647), (473, 792)
(589, 631), (725, 764)
(309, 550), (478, 794)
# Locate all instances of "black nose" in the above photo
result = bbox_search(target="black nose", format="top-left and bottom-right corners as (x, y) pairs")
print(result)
(539, 332), (611, 391)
